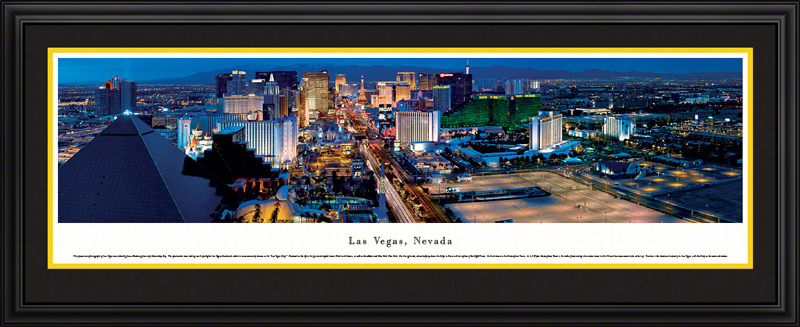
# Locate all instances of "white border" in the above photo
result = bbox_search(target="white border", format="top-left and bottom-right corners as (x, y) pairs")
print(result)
(52, 51), (749, 267)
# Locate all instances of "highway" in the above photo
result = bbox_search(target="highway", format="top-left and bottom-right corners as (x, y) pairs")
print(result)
(367, 142), (453, 223)
(346, 103), (451, 223)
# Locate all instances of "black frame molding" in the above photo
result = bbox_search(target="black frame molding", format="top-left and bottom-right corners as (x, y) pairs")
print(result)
(2, 1), (797, 326)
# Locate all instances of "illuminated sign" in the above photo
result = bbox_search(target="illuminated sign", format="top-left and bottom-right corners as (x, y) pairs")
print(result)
(439, 73), (453, 78)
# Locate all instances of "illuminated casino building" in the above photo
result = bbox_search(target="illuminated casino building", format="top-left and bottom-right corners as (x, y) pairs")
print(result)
(217, 115), (299, 168)
(377, 105), (394, 132)
(397, 99), (426, 112)
(397, 72), (417, 90)
(335, 74), (346, 93)
(222, 94), (265, 117)
(376, 81), (411, 107)
(301, 71), (329, 122)
(396, 110), (440, 143)
(529, 111), (563, 151)
(603, 116), (635, 141)
(417, 73), (438, 91)
(440, 94), (541, 133)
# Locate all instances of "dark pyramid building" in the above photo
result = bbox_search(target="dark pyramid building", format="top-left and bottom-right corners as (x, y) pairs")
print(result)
(59, 114), (234, 223)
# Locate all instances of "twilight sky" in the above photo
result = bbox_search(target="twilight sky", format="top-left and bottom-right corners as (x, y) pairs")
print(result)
(58, 58), (743, 84)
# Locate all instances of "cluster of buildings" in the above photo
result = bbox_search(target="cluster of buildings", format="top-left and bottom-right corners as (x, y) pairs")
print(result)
(176, 113), (299, 169)
(216, 71), (297, 121)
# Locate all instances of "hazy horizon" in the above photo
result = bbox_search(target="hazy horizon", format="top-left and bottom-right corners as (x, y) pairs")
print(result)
(57, 57), (743, 84)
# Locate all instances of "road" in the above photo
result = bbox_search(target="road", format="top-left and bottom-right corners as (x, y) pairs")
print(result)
(361, 143), (418, 223)
(367, 142), (453, 223)
(346, 104), (451, 223)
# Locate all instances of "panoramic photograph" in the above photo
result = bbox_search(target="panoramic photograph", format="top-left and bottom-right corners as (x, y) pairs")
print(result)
(56, 55), (745, 224)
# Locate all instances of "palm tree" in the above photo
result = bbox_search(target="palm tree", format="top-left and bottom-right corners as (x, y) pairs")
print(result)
(252, 203), (262, 223)
(270, 203), (280, 223)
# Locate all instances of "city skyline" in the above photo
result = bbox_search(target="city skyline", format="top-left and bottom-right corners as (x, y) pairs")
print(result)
(58, 57), (743, 84)
(57, 52), (745, 226)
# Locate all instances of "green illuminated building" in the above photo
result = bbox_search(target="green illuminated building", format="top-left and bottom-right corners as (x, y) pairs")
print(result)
(440, 94), (541, 133)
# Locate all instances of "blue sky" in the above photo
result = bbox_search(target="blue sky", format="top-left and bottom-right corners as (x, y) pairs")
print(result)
(58, 58), (743, 83)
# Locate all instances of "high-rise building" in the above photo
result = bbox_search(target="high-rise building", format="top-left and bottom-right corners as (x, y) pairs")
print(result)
(94, 84), (120, 116)
(603, 116), (635, 141)
(94, 77), (136, 116)
(397, 99), (426, 112)
(255, 71), (298, 90)
(432, 85), (451, 112)
(335, 74), (347, 93)
(279, 94), (289, 118)
(217, 115), (299, 167)
(505, 79), (535, 95)
(298, 85), (308, 128)
(263, 74), (281, 118)
(222, 94), (265, 117)
(473, 79), (499, 92)
(395, 83), (411, 104)
(339, 83), (359, 98)
(418, 73), (438, 91)
(177, 115), (193, 150)
(436, 72), (472, 106)
(111, 77), (137, 113)
(376, 81), (411, 107)
(227, 70), (248, 96)
(249, 79), (266, 95)
(289, 89), (300, 114)
(397, 72), (416, 90)
(301, 71), (329, 122)
(530, 111), (563, 151)
(395, 110), (440, 143)
(215, 73), (233, 98)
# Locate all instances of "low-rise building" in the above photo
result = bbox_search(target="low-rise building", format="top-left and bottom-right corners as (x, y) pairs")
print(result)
(595, 159), (641, 176)
(406, 153), (454, 175)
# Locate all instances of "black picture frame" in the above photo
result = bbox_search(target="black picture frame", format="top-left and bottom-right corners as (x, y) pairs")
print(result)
(2, 1), (797, 326)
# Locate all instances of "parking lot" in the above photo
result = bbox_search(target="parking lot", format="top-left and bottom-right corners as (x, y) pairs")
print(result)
(611, 163), (741, 194)
(430, 172), (686, 223)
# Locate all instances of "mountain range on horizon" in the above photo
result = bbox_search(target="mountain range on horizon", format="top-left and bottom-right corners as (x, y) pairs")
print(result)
(59, 62), (743, 86)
